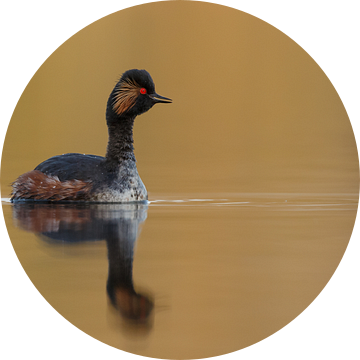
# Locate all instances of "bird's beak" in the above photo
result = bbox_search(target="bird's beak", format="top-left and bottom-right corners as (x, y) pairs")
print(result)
(150, 93), (172, 104)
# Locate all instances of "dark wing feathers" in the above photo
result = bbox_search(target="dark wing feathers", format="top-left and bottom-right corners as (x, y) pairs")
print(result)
(35, 153), (105, 182)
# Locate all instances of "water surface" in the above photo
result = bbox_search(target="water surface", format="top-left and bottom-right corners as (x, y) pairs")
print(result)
(2, 192), (357, 359)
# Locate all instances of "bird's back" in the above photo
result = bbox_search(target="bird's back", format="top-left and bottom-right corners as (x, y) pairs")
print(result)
(35, 153), (105, 182)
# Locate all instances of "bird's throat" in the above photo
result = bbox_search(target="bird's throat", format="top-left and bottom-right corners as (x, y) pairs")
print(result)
(105, 116), (136, 166)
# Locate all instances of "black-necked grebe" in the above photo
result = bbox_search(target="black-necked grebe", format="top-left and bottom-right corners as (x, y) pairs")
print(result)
(11, 69), (172, 202)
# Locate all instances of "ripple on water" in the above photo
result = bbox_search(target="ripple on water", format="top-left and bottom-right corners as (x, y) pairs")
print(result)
(147, 193), (358, 212)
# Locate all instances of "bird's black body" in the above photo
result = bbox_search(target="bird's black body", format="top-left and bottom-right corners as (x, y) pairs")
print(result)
(11, 69), (172, 202)
(35, 153), (104, 182)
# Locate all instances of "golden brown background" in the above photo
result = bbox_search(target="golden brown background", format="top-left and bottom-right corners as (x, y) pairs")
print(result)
(1, 1), (358, 196)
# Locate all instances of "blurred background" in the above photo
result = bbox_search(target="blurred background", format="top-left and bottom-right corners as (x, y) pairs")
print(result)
(1, 1), (358, 196)
(1, 1), (359, 360)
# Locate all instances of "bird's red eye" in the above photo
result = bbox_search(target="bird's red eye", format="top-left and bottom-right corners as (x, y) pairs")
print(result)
(140, 88), (147, 94)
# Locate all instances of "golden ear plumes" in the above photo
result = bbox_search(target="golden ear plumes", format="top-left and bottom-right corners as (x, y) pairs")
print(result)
(113, 78), (140, 116)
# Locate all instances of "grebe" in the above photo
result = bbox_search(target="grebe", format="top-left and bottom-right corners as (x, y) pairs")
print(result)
(11, 69), (171, 202)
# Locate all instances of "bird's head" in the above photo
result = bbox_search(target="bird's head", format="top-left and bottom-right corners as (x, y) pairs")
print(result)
(107, 69), (172, 121)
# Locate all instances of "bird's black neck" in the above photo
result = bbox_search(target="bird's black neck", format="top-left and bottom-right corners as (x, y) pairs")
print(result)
(105, 115), (136, 168)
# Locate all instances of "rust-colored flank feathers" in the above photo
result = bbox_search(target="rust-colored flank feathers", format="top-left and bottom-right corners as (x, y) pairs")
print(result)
(113, 77), (140, 116)
(11, 170), (92, 201)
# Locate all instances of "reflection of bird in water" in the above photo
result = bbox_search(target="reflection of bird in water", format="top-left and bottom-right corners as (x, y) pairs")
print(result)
(106, 226), (153, 321)
(12, 203), (153, 325)
(11, 69), (171, 202)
